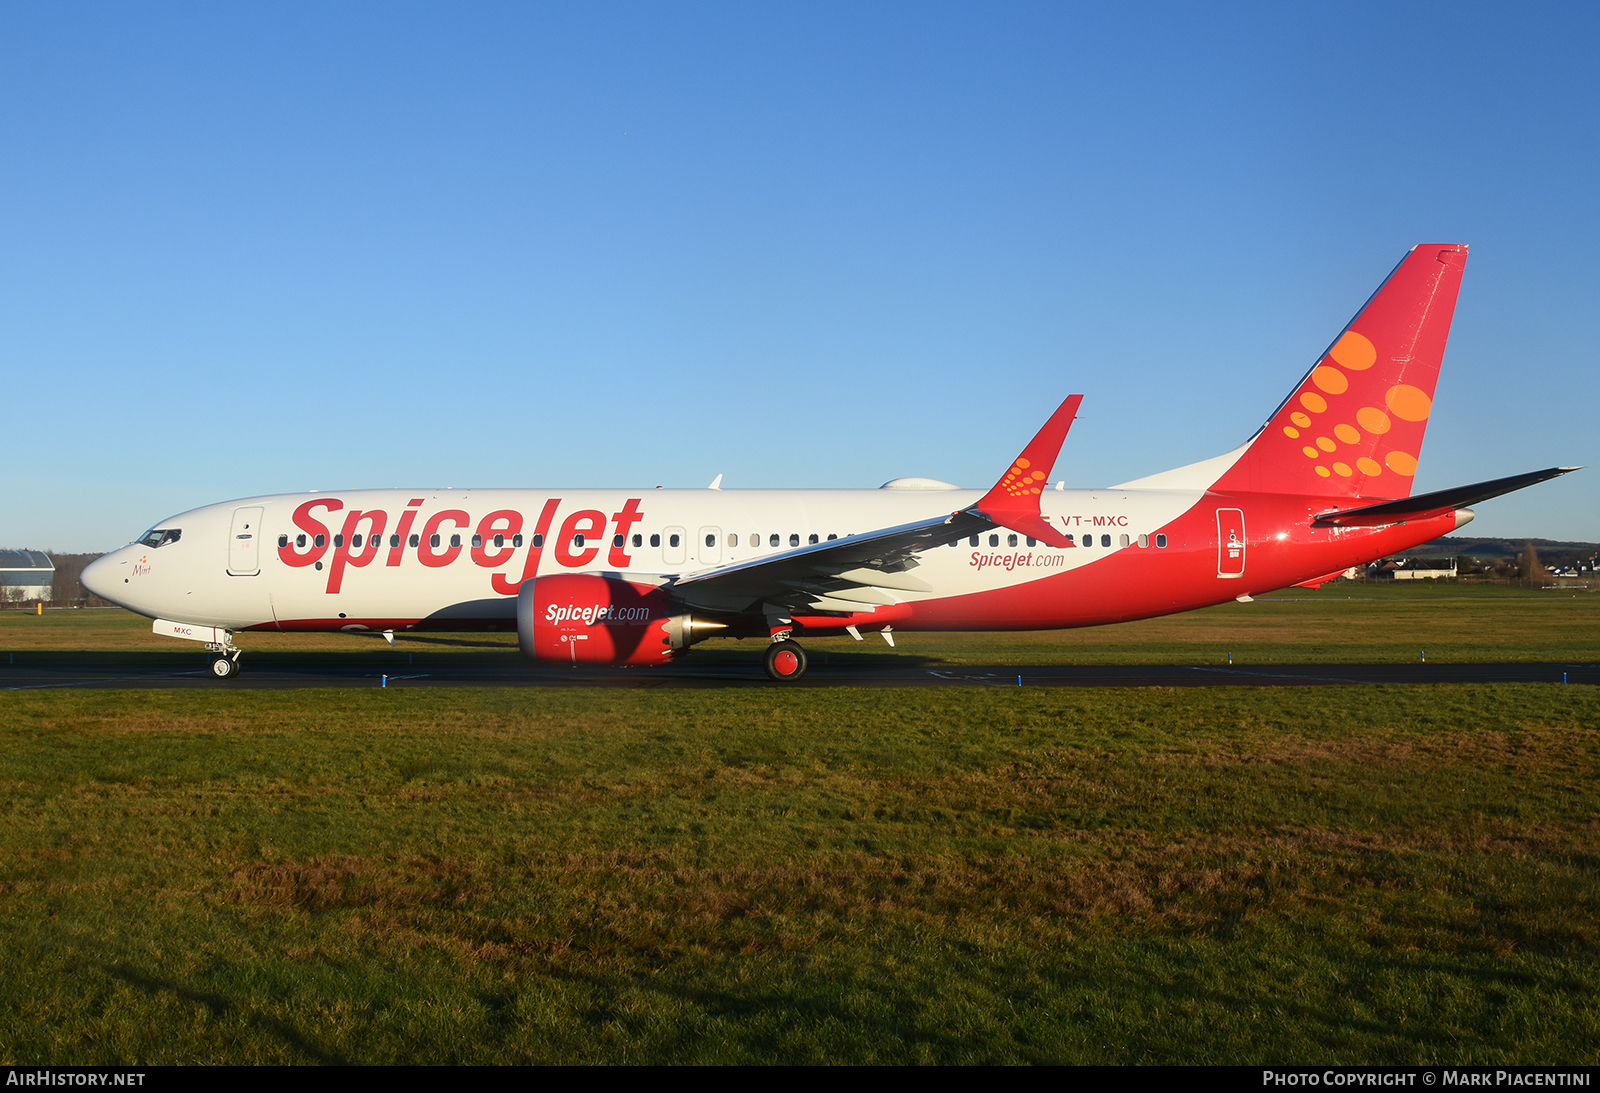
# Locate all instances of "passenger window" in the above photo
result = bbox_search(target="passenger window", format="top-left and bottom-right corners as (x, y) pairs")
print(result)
(1101, 534), (1111, 548)
(770, 534), (780, 547)
(1026, 537), (1036, 547)
(430, 534), (441, 548)
(450, 534), (462, 548)
(650, 534), (660, 548)
(789, 534), (799, 547)
(315, 534), (325, 548)
(705, 533), (716, 548)
(278, 534), (288, 548)
(827, 533), (837, 541)
(389, 534), (399, 548)
(471, 534), (483, 548)
(669, 534), (680, 548)
(574, 534), (585, 548)
(632, 534), (642, 548)
(296, 534), (306, 548)
(809, 533), (819, 545)
(987, 534), (997, 547)
(1119, 534), (1130, 548)
(1007, 534), (1018, 548)
(533, 534), (544, 548)
(334, 534), (344, 548)
(513, 535), (523, 548)
(1081, 534), (1091, 547)
(728, 533), (738, 548)
(410, 534), (420, 548)
(1138, 533), (1148, 548)
(1156, 534), (1168, 548)
(352, 534), (362, 548)
(493, 534), (504, 548)
(969, 536), (979, 547)
(613, 535), (624, 548)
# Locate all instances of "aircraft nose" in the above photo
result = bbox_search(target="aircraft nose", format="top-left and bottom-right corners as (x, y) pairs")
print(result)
(80, 553), (117, 600)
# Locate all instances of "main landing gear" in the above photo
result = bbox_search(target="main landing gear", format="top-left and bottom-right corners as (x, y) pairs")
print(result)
(764, 639), (808, 682)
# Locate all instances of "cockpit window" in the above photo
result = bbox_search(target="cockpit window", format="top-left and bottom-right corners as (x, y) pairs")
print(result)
(137, 528), (181, 548)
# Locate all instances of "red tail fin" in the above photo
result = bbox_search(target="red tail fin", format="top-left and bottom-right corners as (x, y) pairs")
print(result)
(1212, 245), (1468, 499)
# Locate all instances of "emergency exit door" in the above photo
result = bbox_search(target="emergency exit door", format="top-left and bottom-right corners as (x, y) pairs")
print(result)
(228, 506), (264, 576)
(697, 526), (723, 566)
(1216, 508), (1246, 578)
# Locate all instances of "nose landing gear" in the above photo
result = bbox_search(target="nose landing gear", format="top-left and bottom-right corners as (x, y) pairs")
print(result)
(205, 632), (242, 680)
(763, 639), (808, 682)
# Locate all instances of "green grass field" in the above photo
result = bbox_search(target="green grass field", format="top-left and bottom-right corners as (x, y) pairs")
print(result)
(1, 685), (1598, 1064)
(1, 585), (1597, 1063)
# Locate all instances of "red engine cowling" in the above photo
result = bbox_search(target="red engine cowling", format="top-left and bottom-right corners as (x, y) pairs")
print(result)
(518, 574), (690, 665)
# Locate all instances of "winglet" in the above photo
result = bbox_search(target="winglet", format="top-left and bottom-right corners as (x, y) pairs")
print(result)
(972, 394), (1083, 548)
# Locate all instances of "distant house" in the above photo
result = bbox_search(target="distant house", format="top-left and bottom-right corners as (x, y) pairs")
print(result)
(1395, 556), (1459, 582)
(1375, 557), (1458, 580)
(0, 550), (55, 603)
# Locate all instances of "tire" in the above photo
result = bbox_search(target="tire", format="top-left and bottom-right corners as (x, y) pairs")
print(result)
(763, 640), (808, 682)
(211, 657), (238, 679)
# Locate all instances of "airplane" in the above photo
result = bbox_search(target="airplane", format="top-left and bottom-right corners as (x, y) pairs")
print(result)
(81, 244), (1578, 682)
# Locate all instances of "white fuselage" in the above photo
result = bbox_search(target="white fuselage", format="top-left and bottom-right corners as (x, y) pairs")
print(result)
(86, 485), (1205, 632)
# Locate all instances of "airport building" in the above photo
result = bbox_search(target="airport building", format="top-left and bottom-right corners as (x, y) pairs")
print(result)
(0, 550), (55, 603)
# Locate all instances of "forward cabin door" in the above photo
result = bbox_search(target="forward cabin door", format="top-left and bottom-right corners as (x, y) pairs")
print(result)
(228, 506), (264, 576)
(1216, 508), (1246, 578)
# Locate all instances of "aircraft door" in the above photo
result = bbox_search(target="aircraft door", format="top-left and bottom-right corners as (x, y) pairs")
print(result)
(228, 506), (264, 576)
(697, 526), (722, 567)
(663, 526), (686, 566)
(1216, 508), (1246, 578)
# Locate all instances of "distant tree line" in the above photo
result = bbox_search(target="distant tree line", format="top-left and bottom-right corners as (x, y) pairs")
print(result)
(47, 553), (114, 608)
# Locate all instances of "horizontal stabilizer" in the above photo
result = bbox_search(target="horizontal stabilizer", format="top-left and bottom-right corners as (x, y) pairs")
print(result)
(1312, 466), (1580, 527)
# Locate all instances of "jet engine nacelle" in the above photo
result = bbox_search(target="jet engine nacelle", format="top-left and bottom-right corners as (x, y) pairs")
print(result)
(518, 574), (690, 666)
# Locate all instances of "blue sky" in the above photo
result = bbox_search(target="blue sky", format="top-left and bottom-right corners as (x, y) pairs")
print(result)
(4, 2), (1597, 551)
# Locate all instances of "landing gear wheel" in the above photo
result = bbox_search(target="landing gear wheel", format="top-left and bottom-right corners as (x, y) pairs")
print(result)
(210, 656), (240, 680)
(764, 640), (808, 682)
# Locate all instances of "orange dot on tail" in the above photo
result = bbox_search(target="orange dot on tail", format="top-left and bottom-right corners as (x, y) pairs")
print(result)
(1357, 406), (1391, 434)
(1330, 330), (1377, 370)
(1015, 458), (1031, 469)
(1302, 446), (1320, 459)
(1333, 462), (1352, 477)
(1283, 426), (1300, 439)
(1291, 411), (1311, 428)
(1315, 466), (1331, 477)
(1357, 457), (1382, 476)
(1312, 366), (1349, 395)
(1386, 451), (1418, 476)
(1334, 423), (1361, 444)
(1316, 436), (1336, 452)
(1300, 392), (1327, 414)
(1385, 385), (1432, 422)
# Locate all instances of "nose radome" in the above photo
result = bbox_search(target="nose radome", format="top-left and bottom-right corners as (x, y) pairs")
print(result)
(80, 553), (116, 599)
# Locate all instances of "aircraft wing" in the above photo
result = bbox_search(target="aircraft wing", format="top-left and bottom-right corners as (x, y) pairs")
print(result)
(668, 393), (1086, 617)
(667, 508), (998, 615)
